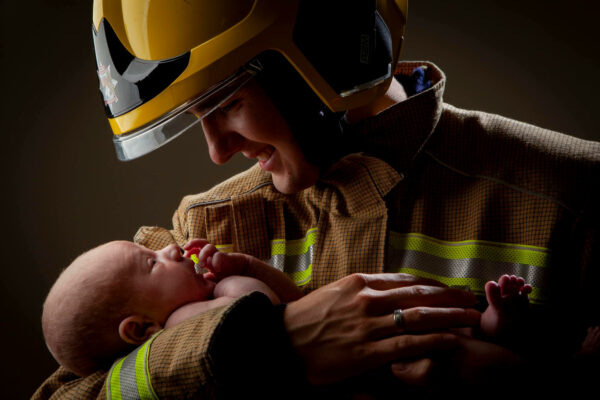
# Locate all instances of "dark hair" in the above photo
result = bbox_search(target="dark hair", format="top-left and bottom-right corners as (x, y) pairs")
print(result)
(254, 51), (352, 170)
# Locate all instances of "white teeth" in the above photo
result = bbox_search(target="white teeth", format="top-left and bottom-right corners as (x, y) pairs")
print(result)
(256, 147), (273, 161)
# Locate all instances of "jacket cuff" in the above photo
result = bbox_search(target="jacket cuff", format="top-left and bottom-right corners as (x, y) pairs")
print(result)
(209, 292), (308, 398)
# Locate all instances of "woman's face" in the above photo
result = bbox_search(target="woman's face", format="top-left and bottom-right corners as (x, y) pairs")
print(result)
(200, 79), (320, 194)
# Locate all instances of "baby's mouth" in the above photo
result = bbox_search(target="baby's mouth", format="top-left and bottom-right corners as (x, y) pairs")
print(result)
(194, 263), (203, 274)
(256, 146), (274, 162)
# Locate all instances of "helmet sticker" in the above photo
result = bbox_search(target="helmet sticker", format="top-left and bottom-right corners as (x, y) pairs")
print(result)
(97, 63), (119, 105)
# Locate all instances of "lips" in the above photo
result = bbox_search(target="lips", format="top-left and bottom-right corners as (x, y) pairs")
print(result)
(256, 146), (274, 162)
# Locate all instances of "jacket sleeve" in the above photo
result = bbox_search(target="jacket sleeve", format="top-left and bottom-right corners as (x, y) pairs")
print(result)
(133, 198), (193, 250)
(149, 292), (306, 398)
(33, 293), (306, 399)
(32, 368), (108, 399)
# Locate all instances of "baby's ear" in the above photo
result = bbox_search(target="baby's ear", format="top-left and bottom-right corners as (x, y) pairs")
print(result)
(118, 315), (162, 345)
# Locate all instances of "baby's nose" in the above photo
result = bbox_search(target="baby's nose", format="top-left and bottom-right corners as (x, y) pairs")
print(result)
(167, 244), (182, 261)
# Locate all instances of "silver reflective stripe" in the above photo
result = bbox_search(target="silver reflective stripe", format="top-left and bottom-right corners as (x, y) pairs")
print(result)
(106, 333), (160, 400)
(267, 228), (317, 286)
(387, 232), (551, 304)
(215, 228), (317, 287)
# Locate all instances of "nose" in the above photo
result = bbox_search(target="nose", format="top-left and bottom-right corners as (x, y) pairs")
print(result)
(201, 118), (245, 165)
(163, 244), (182, 261)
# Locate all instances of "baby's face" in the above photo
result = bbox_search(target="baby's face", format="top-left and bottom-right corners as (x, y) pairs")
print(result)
(111, 241), (215, 324)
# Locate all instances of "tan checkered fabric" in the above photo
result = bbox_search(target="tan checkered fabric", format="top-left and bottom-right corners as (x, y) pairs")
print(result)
(136, 153), (401, 291)
(35, 61), (600, 398)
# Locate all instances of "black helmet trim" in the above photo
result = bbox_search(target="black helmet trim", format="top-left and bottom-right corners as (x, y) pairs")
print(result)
(93, 19), (190, 118)
(293, 1), (393, 96)
(113, 66), (257, 161)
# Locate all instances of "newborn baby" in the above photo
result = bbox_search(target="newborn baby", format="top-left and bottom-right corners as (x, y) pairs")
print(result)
(42, 240), (302, 377)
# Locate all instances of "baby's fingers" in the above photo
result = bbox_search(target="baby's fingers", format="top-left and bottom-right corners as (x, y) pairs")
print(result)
(183, 238), (210, 257)
(198, 243), (219, 270)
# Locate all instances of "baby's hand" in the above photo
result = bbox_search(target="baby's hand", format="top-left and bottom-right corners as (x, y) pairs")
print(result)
(195, 243), (243, 281)
(182, 238), (210, 258)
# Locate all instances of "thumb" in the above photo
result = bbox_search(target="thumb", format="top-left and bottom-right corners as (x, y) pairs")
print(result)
(390, 358), (435, 387)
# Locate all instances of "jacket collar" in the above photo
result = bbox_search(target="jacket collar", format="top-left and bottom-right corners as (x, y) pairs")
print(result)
(347, 61), (446, 175)
(320, 153), (402, 215)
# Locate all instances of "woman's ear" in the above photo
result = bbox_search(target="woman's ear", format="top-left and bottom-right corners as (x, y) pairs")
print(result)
(118, 315), (162, 345)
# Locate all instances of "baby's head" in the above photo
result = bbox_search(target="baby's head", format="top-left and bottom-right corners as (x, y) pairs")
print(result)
(42, 241), (215, 376)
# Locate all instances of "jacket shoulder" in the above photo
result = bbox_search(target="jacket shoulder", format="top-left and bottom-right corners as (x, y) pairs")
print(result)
(431, 104), (600, 212)
(439, 104), (600, 164)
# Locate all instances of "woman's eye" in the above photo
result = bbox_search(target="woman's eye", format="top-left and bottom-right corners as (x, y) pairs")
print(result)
(219, 99), (240, 113)
(148, 258), (156, 269)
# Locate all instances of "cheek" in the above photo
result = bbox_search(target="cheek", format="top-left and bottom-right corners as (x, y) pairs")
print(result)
(242, 99), (293, 145)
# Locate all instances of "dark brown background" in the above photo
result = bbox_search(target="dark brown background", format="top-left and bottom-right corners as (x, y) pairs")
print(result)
(1, 1), (598, 397)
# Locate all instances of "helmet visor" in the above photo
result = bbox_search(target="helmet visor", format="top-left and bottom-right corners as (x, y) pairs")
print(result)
(114, 68), (256, 161)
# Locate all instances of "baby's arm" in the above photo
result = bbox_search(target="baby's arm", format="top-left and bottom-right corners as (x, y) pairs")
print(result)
(187, 241), (303, 303)
(214, 275), (281, 304)
(164, 276), (282, 329)
(164, 297), (234, 329)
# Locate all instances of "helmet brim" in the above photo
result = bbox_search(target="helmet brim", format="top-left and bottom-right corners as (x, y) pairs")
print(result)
(113, 68), (256, 161)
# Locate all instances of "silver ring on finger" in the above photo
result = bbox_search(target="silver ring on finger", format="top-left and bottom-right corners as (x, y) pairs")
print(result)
(393, 309), (405, 330)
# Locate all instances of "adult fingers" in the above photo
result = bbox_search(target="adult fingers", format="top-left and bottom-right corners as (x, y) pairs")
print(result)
(391, 358), (435, 387)
(368, 307), (481, 338)
(314, 333), (456, 384)
(374, 285), (477, 312)
(361, 273), (448, 290)
(368, 333), (458, 367)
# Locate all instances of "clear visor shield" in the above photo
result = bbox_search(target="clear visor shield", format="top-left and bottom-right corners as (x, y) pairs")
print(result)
(114, 68), (257, 161)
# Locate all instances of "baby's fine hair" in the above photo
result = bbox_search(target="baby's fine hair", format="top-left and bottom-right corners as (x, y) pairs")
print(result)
(42, 244), (137, 376)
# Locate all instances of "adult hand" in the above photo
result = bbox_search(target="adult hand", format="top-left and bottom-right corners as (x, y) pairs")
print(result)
(283, 273), (480, 385)
(391, 335), (525, 392)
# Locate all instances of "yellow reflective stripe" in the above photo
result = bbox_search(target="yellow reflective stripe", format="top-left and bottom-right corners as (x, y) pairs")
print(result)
(107, 357), (124, 400)
(391, 232), (550, 267)
(213, 228), (317, 287)
(106, 333), (160, 400)
(289, 263), (313, 287)
(271, 228), (318, 256)
(135, 336), (158, 400)
(387, 232), (551, 304)
(215, 244), (233, 252)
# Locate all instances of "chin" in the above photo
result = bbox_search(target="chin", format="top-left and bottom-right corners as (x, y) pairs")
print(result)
(272, 173), (318, 194)
(273, 181), (304, 194)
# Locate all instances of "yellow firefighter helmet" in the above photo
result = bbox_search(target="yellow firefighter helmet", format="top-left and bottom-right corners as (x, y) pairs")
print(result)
(92, 0), (408, 160)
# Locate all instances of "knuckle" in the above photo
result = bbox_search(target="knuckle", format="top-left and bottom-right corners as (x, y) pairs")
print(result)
(439, 333), (458, 348)
(397, 334), (415, 349)
(353, 289), (375, 313)
(410, 307), (429, 324)
(354, 320), (372, 340)
(395, 273), (414, 281)
(349, 273), (368, 286)
(343, 273), (369, 291)
(410, 285), (431, 297)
